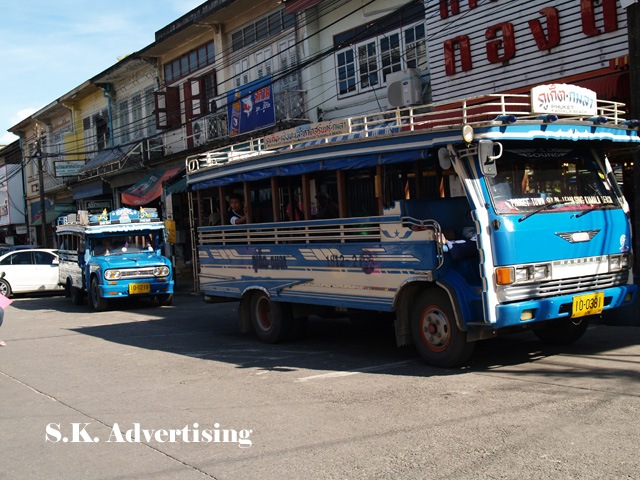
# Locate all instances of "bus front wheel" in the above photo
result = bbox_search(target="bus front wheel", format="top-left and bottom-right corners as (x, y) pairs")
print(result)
(89, 277), (108, 312)
(410, 289), (474, 368)
(533, 318), (589, 345)
(250, 292), (292, 343)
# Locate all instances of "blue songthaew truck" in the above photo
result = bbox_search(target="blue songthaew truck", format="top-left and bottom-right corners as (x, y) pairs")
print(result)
(56, 207), (174, 311)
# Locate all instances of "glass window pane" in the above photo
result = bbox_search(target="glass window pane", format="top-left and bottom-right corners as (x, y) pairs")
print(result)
(198, 46), (207, 69)
(189, 51), (197, 72)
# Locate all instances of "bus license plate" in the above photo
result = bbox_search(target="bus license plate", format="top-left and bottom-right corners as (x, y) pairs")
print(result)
(129, 283), (150, 295)
(571, 292), (604, 318)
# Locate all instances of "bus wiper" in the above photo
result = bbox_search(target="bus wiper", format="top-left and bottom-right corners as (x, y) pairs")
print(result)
(574, 205), (598, 218)
(518, 200), (569, 222)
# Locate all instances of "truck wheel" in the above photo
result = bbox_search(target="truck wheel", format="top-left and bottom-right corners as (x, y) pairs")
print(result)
(250, 291), (292, 343)
(533, 318), (589, 345)
(410, 289), (474, 368)
(0, 279), (12, 298)
(89, 276), (108, 312)
(70, 283), (85, 306)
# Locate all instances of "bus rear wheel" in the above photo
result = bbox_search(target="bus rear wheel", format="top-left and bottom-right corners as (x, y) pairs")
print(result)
(250, 291), (292, 343)
(410, 289), (474, 368)
(533, 317), (589, 345)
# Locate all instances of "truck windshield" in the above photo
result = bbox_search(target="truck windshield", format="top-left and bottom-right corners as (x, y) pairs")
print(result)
(486, 145), (619, 216)
(91, 235), (155, 256)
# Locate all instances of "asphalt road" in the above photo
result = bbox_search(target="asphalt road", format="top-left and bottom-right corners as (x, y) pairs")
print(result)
(1, 292), (639, 480)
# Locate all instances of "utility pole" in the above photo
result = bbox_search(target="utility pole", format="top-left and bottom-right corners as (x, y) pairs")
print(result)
(628, 2), (640, 271)
(34, 126), (47, 247)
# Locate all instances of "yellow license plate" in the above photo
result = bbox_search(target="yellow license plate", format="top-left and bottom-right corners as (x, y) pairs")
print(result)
(129, 283), (150, 295)
(571, 292), (604, 318)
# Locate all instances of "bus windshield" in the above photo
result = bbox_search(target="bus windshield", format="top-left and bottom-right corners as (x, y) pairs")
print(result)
(90, 234), (156, 256)
(486, 145), (620, 216)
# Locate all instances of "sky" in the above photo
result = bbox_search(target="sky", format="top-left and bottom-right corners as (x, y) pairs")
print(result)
(0, 0), (205, 146)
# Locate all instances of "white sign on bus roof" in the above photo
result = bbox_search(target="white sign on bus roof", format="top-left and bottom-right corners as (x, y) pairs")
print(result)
(531, 84), (598, 116)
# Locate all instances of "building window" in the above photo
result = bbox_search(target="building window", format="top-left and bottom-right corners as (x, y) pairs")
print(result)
(333, 0), (426, 97)
(164, 41), (215, 84)
(334, 21), (426, 97)
(231, 10), (295, 52)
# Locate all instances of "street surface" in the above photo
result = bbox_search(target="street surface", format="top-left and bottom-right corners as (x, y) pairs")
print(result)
(1, 291), (639, 479)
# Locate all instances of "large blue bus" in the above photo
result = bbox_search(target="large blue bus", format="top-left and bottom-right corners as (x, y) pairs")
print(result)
(186, 84), (638, 367)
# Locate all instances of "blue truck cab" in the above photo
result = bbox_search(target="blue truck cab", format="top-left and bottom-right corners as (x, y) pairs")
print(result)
(57, 207), (174, 311)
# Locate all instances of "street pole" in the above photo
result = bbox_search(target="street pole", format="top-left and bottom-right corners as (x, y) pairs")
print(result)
(35, 143), (47, 248)
(628, 2), (640, 271)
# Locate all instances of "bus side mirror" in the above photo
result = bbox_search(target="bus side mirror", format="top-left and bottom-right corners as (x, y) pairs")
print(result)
(478, 140), (502, 177)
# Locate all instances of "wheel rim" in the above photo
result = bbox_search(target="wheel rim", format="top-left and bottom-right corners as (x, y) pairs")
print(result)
(0, 282), (7, 296)
(255, 297), (273, 332)
(419, 305), (451, 353)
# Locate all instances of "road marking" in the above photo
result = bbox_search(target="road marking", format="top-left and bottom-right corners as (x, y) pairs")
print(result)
(296, 359), (418, 382)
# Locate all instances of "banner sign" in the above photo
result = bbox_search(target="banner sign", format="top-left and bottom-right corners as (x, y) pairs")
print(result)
(531, 84), (597, 116)
(264, 119), (350, 149)
(54, 160), (85, 177)
(227, 76), (276, 137)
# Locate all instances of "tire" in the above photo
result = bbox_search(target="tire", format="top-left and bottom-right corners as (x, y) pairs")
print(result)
(89, 276), (108, 312)
(533, 317), (589, 345)
(153, 294), (173, 307)
(0, 279), (12, 298)
(70, 285), (85, 306)
(410, 289), (474, 368)
(250, 291), (292, 343)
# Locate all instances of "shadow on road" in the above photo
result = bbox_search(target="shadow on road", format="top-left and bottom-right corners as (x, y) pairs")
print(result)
(9, 294), (640, 378)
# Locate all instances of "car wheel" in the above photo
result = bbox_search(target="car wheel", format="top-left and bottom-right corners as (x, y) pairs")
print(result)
(0, 279), (12, 298)
(153, 293), (173, 307)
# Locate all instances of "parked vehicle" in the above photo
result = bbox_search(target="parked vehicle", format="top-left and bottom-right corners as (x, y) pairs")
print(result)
(186, 84), (638, 367)
(56, 208), (174, 311)
(0, 244), (41, 257)
(0, 248), (62, 297)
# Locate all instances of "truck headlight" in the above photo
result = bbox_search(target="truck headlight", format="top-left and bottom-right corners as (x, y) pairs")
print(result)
(153, 266), (170, 277)
(610, 254), (631, 272)
(104, 269), (121, 280)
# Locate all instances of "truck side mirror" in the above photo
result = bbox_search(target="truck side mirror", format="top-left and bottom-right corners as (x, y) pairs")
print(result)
(478, 140), (502, 177)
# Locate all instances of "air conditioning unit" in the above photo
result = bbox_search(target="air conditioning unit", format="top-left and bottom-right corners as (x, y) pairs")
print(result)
(386, 68), (422, 108)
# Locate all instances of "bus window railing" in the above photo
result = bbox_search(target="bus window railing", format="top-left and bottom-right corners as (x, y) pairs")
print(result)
(186, 92), (629, 175)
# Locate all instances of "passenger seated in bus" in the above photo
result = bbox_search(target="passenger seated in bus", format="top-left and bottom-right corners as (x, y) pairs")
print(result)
(94, 239), (111, 256)
(228, 193), (248, 225)
(315, 191), (339, 219)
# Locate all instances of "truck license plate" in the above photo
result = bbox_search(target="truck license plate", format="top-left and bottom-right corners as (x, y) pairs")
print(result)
(571, 292), (604, 318)
(129, 283), (150, 295)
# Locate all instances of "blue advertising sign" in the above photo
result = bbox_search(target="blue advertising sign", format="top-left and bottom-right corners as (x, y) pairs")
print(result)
(227, 76), (276, 137)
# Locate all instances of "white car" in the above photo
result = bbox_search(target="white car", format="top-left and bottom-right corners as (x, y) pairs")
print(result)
(0, 249), (63, 297)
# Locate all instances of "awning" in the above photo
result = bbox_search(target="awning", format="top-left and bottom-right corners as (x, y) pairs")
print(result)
(32, 203), (76, 226)
(79, 141), (142, 177)
(121, 166), (182, 206)
(574, 71), (629, 103)
(165, 176), (187, 195)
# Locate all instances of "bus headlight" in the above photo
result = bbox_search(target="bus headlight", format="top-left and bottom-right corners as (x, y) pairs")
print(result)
(610, 254), (630, 272)
(104, 269), (121, 280)
(496, 263), (551, 285)
(153, 266), (170, 277)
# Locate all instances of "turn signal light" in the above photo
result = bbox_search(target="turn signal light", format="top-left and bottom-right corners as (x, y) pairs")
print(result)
(496, 267), (514, 285)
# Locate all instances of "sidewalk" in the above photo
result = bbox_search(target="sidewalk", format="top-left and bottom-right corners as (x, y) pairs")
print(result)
(601, 274), (640, 326)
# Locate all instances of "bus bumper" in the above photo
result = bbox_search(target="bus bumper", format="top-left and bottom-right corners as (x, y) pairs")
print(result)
(97, 279), (174, 298)
(492, 283), (637, 329)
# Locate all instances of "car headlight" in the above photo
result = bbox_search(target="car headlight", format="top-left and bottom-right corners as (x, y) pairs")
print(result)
(496, 263), (551, 285)
(153, 266), (170, 277)
(104, 269), (121, 280)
